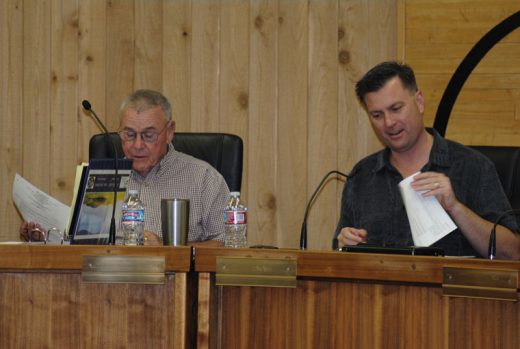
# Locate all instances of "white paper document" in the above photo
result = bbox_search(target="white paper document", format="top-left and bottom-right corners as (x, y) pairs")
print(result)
(398, 172), (457, 246)
(12, 173), (71, 233)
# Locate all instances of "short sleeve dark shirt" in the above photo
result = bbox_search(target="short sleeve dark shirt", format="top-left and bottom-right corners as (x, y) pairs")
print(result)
(333, 128), (518, 257)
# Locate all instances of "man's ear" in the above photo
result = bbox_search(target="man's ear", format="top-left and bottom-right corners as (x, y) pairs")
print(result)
(415, 90), (425, 114)
(166, 120), (176, 143)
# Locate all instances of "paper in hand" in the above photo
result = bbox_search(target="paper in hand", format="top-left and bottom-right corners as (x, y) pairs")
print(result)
(398, 172), (457, 246)
(12, 173), (71, 232)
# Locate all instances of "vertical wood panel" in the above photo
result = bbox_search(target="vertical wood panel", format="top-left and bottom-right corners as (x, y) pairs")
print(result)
(135, 0), (163, 90)
(23, 0), (52, 190)
(307, 0), (339, 251)
(162, 0), (191, 131)
(247, 0), (277, 247)
(278, 0), (308, 248)
(191, 1), (220, 131)
(78, 0), (107, 158)
(50, 0), (79, 205)
(0, 0), (23, 241)
(106, 0), (134, 129)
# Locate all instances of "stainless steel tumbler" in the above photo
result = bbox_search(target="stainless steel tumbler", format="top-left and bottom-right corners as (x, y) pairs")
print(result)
(161, 199), (189, 246)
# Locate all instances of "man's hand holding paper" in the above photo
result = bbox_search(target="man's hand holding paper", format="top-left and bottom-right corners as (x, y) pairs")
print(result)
(398, 171), (457, 247)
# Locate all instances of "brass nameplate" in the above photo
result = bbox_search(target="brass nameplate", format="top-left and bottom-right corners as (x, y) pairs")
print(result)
(443, 267), (518, 302)
(216, 256), (296, 288)
(82, 256), (165, 284)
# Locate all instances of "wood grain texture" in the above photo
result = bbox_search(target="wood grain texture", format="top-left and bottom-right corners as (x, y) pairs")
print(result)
(0, 246), (194, 348)
(248, 0), (277, 246)
(277, 0), (309, 248)
(0, 245), (192, 271)
(0, 0), (23, 244)
(0, 272), (188, 348)
(3, 0), (516, 249)
(195, 247), (520, 349)
(402, 0), (520, 145)
(307, 0), (340, 250)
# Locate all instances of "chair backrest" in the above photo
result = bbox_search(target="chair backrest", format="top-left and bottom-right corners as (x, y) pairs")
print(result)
(89, 132), (243, 192)
(470, 146), (520, 210)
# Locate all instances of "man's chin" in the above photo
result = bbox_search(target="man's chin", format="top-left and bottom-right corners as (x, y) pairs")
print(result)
(132, 162), (152, 177)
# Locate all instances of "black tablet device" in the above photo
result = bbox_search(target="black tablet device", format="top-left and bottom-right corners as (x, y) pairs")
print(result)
(340, 245), (444, 256)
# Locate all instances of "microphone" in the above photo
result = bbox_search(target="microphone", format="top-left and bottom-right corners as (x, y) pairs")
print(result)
(488, 209), (520, 260)
(82, 100), (119, 245)
(300, 170), (349, 250)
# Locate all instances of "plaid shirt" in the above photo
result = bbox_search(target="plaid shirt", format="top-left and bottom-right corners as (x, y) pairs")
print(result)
(127, 144), (228, 242)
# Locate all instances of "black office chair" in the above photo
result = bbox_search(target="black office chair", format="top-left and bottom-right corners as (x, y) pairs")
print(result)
(89, 132), (243, 192)
(470, 146), (520, 211)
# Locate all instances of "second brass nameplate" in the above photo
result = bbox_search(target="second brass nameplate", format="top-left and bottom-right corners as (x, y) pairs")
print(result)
(443, 267), (518, 302)
(216, 256), (296, 288)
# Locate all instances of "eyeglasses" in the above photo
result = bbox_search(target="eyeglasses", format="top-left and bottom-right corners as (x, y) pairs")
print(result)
(119, 122), (171, 144)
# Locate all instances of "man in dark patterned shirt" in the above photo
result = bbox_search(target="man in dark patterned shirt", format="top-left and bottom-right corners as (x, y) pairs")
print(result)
(334, 61), (519, 259)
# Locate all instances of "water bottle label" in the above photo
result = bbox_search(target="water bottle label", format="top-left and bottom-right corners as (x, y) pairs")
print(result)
(122, 209), (144, 222)
(224, 210), (247, 224)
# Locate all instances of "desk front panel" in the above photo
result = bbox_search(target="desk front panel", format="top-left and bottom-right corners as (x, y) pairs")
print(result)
(0, 245), (194, 349)
(195, 248), (520, 349)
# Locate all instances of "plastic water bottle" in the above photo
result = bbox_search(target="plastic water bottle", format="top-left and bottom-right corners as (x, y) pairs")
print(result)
(224, 192), (248, 248)
(121, 190), (145, 245)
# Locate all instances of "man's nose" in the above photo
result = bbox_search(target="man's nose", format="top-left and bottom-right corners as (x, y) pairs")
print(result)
(133, 134), (146, 149)
(383, 113), (395, 127)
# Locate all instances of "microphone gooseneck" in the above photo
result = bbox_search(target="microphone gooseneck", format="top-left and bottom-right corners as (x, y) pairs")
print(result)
(300, 170), (349, 250)
(488, 209), (520, 260)
(82, 100), (119, 245)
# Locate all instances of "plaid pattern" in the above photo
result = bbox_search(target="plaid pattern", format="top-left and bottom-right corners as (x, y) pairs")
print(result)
(127, 144), (229, 242)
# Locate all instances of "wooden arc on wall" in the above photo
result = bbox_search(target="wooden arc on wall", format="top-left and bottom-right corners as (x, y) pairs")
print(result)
(434, 11), (520, 137)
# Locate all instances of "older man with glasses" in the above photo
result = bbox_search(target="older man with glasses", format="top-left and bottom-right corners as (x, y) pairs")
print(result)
(21, 89), (229, 246)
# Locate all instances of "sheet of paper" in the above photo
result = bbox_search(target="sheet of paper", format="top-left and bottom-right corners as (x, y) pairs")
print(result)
(12, 173), (71, 232)
(398, 172), (457, 246)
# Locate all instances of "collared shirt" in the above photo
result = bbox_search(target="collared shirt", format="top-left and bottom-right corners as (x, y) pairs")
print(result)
(334, 128), (518, 257)
(127, 144), (229, 242)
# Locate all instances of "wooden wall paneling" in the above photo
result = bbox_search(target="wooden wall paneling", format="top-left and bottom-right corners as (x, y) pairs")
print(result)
(50, 0), (79, 206)
(219, 0), (250, 209)
(106, 0), (135, 130)
(162, 0), (192, 131)
(404, 0), (520, 146)
(78, 0), (107, 161)
(277, 0), (309, 248)
(307, 0), (339, 251)
(23, 0), (52, 190)
(247, 0), (277, 247)
(190, 1), (220, 132)
(338, 0), (370, 171)
(135, 0), (163, 91)
(0, 0), (401, 245)
(0, 0), (23, 241)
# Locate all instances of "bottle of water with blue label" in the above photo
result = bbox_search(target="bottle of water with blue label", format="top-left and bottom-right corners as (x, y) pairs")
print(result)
(224, 191), (248, 248)
(121, 189), (144, 245)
